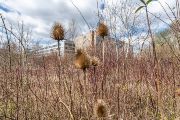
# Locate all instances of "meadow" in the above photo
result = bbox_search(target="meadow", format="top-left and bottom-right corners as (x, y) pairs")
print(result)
(0, 0), (180, 120)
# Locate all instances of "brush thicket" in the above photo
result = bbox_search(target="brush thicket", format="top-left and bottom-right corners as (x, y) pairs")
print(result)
(96, 22), (108, 63)
(50, 22), (65, 98)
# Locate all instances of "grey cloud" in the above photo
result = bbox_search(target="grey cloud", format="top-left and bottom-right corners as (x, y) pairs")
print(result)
(3, 0), (99, 43)
(19, 0), (98, 29)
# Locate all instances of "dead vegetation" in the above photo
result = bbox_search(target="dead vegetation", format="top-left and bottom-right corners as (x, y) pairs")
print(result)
(0, 0), (180, 120)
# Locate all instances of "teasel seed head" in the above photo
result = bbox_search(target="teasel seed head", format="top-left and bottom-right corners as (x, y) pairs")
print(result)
(91, 56), (100, 66)
(97, 22), (108, 39)
(51, 22), (64, 41)
(74, 49), (91, 70)
(94, 99), (109, 118)
(175, 88), (180, 97)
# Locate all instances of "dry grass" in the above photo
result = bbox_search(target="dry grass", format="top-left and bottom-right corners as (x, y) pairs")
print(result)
(0, 44), (179, 120)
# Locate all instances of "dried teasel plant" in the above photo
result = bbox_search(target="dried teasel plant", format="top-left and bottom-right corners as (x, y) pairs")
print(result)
(91, 56), (100, 67)
(93, 99), (109, 119)
(175, 88), (180, 97)
(96, 22), (108, 65)
(51, 22), (65, 56)
(74, 49), (91, 96)
(97, 22), (108, 39)
(51, 22), (64, 41)
(74, 49), (91, 71)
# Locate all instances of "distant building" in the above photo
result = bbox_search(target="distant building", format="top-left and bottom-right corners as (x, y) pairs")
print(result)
(74, 32), (94, 49)
(63, 40), (76, 56)
(74, 31), (133, 54)
(74, 32), (134, 58)
(74, 31), (113, 49)
(29, 40), (75, 57)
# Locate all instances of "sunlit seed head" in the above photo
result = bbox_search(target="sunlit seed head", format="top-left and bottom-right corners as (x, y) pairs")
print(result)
(74, 49), (91, 70)
(51, 22), (64, 41)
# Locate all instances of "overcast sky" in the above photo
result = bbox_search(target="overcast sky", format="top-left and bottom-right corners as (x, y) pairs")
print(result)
(0, 0), (176, 46)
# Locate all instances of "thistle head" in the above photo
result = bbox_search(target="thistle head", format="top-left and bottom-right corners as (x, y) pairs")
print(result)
(97, 22), (108, 39)
(51, 22), (64, 41)
(74, 49), (91, 70)
(94, 99), (109, 118)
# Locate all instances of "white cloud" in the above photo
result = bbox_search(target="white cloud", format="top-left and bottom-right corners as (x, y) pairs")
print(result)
(148, 0), (176, 15)
(0, 0), (97, 46)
